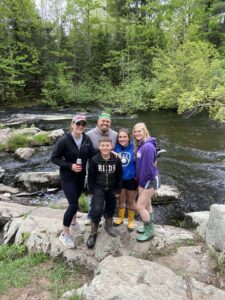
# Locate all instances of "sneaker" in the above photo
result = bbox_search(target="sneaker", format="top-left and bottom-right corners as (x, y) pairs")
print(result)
(85, 218), (92, 226)
(70, 222), (85, 234)
(59, 233), (75, 248)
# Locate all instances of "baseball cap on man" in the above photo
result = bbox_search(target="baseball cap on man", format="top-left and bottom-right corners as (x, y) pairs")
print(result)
(98, 112), (111, 121)
(72, 114), (87, 124)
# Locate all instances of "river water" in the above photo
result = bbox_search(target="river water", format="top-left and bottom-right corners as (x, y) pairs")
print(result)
(1, 108), (225, 224)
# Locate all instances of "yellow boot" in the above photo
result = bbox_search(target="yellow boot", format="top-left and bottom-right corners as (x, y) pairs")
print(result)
(113, 207), (125, 226)
(127, 209), (135, 231)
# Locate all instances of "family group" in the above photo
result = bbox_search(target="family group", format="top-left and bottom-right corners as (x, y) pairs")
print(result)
(51, 112), (160, 249)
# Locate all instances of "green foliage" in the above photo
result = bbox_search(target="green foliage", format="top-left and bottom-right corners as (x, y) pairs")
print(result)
(0, 244), (88, 297)
(7, 133), (29, 152)
(151, 41), (225, 122)
(21, 232), (31, 242)
(218, 253), (225, 275)
(0, 0), (42, 103)
(0, 143), (5, 152)
(0, 244), (26, 261)
(32, 133), (50, 146)
(79, 193), (89, 213)
(0, 244), (48, 294)
(41, 64), (75, 107)
(0, 0), (225, 122)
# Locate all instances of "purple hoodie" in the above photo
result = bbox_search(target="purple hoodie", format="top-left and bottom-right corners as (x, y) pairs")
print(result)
(136, 137), (158, 188)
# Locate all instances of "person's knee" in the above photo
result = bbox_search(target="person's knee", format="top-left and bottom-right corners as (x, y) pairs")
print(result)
(68, 203), (78, 215)
(136, 203), (144, 213)
(92, 212), (102, 223)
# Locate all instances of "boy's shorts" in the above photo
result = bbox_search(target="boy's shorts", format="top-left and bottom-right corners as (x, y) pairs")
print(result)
(144, 175), (161, 190)
(122, 178), (138, 191)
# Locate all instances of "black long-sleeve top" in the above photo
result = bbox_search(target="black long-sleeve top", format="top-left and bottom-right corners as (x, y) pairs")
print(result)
(51, 132), (95, 179)
(88, 152), (123, 194)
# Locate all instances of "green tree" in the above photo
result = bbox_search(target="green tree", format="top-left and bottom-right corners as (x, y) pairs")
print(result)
(151, 41), (225, 122)
(0, 0), (42, 103)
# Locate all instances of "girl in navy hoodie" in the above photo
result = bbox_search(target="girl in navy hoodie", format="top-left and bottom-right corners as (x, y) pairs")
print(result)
(132, 122), (160, 242)
(113, 128), (137, 231)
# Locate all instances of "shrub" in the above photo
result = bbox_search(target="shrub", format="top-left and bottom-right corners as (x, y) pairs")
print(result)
(7, 134), (29, 152)
(31, 133), (50, 146)
(0, 142), (5, 152)
(79, 194), (88, 213)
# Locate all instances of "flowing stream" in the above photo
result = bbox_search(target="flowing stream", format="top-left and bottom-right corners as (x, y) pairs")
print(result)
(1, 108), (225, 224)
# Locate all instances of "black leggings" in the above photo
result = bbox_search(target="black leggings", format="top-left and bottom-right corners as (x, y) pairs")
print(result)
(60, 174), (85, 227)
(91, 188), (116, 224)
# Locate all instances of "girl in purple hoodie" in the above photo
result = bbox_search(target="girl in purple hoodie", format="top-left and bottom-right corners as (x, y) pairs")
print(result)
(132, 122), (160, 242)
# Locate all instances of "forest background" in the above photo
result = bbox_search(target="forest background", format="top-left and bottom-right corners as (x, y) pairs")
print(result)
(0, 0), (225, 122)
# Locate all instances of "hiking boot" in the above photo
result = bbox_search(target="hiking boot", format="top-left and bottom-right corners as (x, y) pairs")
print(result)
(87, 222), (99, 249)
(105, 224), (117, 237)
(87, 233), (97, 249)
(136, 221), (154, 242)
(59, 233), (75, 248)
(127, 209), (135, 231)
(105, 217), (117, 237)
(113, 207), (125, 226)
(70, 221), (85, 234)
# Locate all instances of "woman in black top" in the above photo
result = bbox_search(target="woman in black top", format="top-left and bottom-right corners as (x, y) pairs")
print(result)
(51, 114), (94, 248)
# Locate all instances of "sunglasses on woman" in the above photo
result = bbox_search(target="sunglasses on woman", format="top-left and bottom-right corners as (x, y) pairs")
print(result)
(76, 121), (86, 127)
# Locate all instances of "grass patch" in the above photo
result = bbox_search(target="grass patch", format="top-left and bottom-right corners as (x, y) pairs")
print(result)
(7, 134), (29, 151)
(218, 253), (225, 275)
(0, 244), (48, 294)
(79, 194), (88, 213)
(49, 203), (67, 209)
(31, 132), (50, 146)
(0, 244), (90, 299)
(0, 142), (5, 152)
(6, 129), (51, 152)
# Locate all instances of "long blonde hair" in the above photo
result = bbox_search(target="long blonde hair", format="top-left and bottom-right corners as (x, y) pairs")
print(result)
(132, 122), (150, 154)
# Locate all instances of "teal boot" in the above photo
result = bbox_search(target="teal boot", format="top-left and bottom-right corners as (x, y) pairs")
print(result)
(137, 212), (154, 234)
(136, 221), (154, 242)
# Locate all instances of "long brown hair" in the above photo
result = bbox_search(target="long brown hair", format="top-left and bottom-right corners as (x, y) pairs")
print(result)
(117, 128), (131, 145)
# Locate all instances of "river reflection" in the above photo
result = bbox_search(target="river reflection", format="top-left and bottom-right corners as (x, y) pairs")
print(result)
(1, 109), (225, 224)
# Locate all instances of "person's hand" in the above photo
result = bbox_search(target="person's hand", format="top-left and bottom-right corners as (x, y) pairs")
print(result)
(71, 163), (82, 172)
(115, 193), (120, 198)
(111, 150), (120, 158)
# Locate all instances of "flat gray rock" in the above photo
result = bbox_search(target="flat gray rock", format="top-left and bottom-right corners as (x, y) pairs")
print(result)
(75, 255), (225, 300)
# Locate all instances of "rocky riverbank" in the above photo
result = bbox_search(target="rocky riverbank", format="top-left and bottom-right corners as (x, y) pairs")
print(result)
(0, 201), (224, 299)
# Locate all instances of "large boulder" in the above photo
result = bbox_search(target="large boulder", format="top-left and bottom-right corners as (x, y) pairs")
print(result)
(153, 184), (180, 205)
(74, 255), (225, 300)
(0, 128), (11, 145)
(0, 183), (19, 194)
(48, 129), (64, 141)
(0, 202), (194, 270)
(14, 171), (60, 192)
(206, 204), (225, 252)
(185, 205), (225, 253)
(1, 201), (225, 295)
(0, 184), (20, 202)
(184, 211), (209, 238)
(15, 147), (35, 160)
